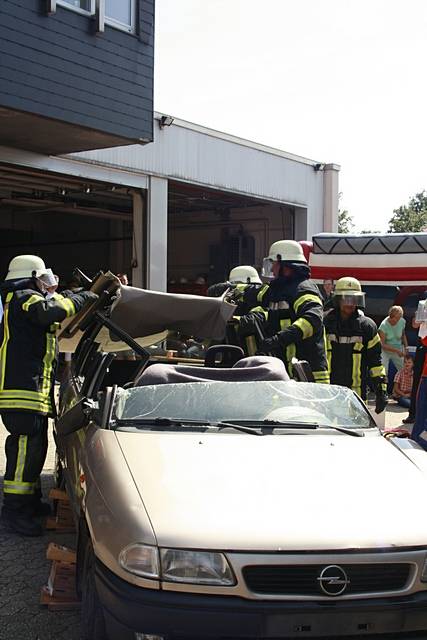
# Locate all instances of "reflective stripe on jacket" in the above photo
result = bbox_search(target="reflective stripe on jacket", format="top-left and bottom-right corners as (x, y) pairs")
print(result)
(0, 280), (83, 415)
(324, 309), (386, 399)
(245, 277), (329, 381)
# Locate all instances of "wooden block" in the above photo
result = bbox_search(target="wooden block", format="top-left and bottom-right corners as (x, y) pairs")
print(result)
(49, 488), (69, 502)
(40, 553), (80, 611)
(45, 516), (75, 533)
(40, 587), (80, 611)
(45, 497), (75, 532)
(46, 542), (76, 564)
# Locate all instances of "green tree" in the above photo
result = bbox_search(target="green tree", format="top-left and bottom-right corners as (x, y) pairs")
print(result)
(388, 191), (427, 233)
(338, 209), (354, 234)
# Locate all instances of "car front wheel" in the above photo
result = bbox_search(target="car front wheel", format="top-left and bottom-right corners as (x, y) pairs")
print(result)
(81, 538), (107, 640)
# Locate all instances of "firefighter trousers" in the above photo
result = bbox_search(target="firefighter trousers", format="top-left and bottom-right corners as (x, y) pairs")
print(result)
(1, 412), (48, 514)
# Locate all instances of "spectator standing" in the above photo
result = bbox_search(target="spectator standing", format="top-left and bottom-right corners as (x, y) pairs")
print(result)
(403, 295), (427, 424)
(378, 306), (407, 375)
(320, 279), (334, 302)
(320, 278), (334, 315)
(392, 355), (414, 409)
(117, 273), (129, 285)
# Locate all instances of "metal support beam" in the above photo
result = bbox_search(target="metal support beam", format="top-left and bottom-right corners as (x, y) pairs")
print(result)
(146, 177), (168, 292)
(46, 0), (56, 15)
(95, 0), (105, 33)
(132, 191), (145, 288)
(323, 164), (340, 233)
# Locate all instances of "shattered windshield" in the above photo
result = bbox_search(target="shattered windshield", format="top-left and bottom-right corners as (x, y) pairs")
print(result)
(114, 381), (375, 430)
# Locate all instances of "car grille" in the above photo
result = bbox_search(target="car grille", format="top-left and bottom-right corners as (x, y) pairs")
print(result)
(242, 563), (411, 596)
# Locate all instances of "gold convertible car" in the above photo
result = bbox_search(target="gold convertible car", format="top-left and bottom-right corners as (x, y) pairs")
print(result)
(56, 283), (427, 640)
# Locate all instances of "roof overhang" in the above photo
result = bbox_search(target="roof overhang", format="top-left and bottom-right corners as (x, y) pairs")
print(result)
(0, 107), (150, 155)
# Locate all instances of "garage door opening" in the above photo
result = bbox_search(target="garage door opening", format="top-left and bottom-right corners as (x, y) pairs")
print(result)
(167, 180), (298, 293)
(0, 165), (138, 287)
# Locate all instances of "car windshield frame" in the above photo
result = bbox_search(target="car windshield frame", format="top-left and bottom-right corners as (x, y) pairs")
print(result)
(113, 381), (377, 433)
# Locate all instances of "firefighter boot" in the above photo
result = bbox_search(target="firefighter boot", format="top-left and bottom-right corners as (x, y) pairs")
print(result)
(33, 501), (52, 517)
(1, 509), (43, 537)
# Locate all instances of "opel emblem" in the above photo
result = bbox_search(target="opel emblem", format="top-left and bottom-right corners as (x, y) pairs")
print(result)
(317, 565), (350, 596)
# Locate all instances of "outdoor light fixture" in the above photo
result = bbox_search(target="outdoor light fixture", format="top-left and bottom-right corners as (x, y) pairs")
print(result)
(313, 163), (325, 171)
(159, 115), (174, 129)
(84, 185), (92, 194)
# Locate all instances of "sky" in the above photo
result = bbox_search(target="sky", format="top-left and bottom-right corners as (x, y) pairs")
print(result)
(154, 0), (427, 232)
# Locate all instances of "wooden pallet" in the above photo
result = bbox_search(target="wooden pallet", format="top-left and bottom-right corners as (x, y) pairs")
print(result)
(40, 543), (80, 610)
(45, 488), (75, 533)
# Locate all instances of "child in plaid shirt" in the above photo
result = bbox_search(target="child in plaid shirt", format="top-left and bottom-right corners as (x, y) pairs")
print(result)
(393, 355), (414, 409)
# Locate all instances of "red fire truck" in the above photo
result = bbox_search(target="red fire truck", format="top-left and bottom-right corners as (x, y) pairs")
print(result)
(301, 233), (427, 341)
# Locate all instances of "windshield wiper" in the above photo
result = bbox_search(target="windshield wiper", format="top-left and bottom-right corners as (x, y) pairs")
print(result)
(116, 417), (212, 429)
(116, 418), (363, 437)
(326, 425), (364, 437)
(116, 417), (263, 435)
(220, 420), (364, 437)
(222, 420), (319, 430)
(216, 422), (264, 435)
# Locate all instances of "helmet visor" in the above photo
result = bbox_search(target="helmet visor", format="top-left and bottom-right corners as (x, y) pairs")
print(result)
(262, 257), (275, 279)
(37, 269), (57, 287)
(335, 292), (365, 307)
(416, 300), (427, 323)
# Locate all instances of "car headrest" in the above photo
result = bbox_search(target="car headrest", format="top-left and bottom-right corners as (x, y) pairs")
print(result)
(134, 356), (289, 386)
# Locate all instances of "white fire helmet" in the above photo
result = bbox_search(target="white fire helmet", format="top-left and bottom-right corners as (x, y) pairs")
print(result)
(5, 255), (51, 281)
(262, 240), (307, 279)
(228, 265), (262, 285)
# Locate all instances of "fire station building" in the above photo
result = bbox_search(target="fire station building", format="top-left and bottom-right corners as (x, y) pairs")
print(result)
(0, 1), (339, 291)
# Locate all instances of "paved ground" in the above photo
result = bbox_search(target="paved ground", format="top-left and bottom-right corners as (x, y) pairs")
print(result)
(0, 419), (80, 640)
(0, 402), (413, 640)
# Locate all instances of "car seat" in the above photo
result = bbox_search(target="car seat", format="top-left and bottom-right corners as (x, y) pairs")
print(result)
(134, 355), (290, 386)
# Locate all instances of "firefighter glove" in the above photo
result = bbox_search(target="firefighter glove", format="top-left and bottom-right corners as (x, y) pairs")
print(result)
(259, 335), (280, 353)
(74, 290), (99, 306)
(375, 390), (388, 414)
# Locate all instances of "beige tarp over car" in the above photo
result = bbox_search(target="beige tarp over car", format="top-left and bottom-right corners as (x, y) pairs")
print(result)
(111, 286), (235, 341)
(58, 278), (236, 352)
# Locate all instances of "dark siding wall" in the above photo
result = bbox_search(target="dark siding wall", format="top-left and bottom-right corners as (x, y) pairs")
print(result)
(0, 0), (154, 142)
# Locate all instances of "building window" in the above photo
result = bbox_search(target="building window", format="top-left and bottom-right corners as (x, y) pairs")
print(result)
(105, 0), (136, 33)
(56, 0), (136, 33)
(57, 0), (94, 14)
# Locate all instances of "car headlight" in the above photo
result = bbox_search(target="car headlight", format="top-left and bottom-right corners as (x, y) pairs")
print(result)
(119, 544), (160, 579)
(160, 549), (235, 586)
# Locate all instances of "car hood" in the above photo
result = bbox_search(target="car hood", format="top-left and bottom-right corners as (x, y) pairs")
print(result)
(116, 430), (427, 551)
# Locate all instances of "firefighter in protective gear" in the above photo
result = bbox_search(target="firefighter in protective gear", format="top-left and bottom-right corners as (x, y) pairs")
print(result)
(324, 276), (387, 413)
(207, 265), (263, 299)
(239, 240), (329, 382)
(0, 255), (98, 536)
(207, 266), (269, 355)
(227, 266), (268, 316)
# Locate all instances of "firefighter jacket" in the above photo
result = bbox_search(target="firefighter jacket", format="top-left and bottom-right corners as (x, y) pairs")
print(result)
(0, 278), (89, 416)
(324, 308), (386, 399)
(226, 283), (269, 355)
(231, 283), (269, 317)
(243, 272), (329, 382)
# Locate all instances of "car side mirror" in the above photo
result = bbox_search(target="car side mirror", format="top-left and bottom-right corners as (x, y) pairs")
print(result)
(56, 398), (97, 437)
